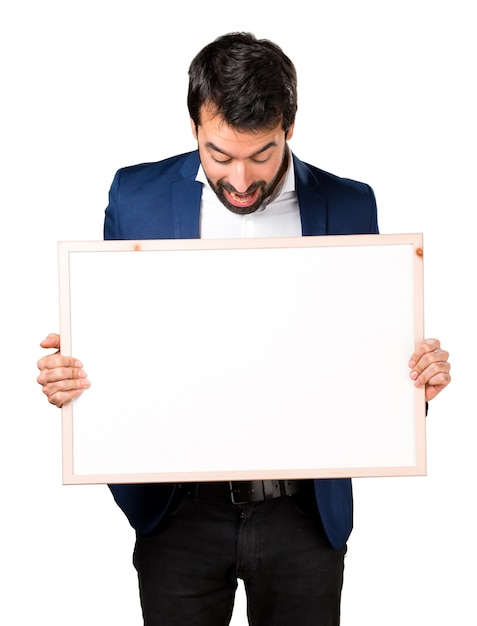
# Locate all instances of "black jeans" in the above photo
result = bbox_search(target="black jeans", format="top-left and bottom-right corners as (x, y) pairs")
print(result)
(133, 485), (346, 625)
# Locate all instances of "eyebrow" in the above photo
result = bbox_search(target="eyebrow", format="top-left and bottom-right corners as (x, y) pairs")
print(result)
(205, 141), (278, 159)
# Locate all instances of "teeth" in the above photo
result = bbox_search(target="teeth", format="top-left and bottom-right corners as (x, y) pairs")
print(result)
(232, 192), (253, 203)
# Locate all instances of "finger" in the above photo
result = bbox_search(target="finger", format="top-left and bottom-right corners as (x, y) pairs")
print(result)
(425, 374), (452, 402)
(41, 376), (90, 408)
(44, 386), (87, 408)
(37, 353), (83, 373)
(410, 348), (450, 377)
(411, 361), (451, 387)
(36, 363), (88, 387)
(408, 338), (441, 368)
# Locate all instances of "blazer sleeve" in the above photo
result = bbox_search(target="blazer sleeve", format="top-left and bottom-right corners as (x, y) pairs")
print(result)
(103, 169), (122, 240)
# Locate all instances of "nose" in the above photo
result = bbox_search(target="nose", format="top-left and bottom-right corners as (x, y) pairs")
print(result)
(227, 161), (255, 193)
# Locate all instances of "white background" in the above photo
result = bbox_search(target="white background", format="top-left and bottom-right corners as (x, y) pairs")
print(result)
(1, 1), (475, 624)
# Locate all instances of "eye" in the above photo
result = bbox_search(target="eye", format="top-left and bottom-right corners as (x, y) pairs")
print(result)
(212, 156), (232, 164)
(252, 156), (271, 164)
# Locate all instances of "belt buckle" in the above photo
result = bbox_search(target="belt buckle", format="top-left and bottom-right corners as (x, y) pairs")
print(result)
(229, 481), (261, 505)
(230, 492), (247, 505)
(229, 481), (247, 505)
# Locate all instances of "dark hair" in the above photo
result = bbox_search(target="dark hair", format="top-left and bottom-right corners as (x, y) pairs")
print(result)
(187, 32), (297, 134)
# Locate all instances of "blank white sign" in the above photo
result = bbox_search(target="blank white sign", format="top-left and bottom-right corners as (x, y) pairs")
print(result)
(59, 234), (425, 484)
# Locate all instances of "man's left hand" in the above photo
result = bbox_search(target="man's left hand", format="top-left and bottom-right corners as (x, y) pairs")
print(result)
(409, 338), (451, 401)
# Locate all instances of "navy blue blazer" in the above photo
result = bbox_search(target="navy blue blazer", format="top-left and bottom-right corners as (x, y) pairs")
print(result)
(105, 150), (379, 549)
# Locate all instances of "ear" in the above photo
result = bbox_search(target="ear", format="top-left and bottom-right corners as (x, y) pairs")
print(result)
(285, 122), (295, 141)
(190, 117), (198, 140)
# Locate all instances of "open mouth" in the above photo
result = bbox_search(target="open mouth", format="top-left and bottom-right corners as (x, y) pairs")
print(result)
(224, 188), (261, 208)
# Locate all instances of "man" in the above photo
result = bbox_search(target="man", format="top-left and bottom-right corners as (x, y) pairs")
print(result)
(37, 32), (451, 626)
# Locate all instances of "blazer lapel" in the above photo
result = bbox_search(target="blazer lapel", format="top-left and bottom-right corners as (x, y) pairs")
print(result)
(293, 154), (328, 236)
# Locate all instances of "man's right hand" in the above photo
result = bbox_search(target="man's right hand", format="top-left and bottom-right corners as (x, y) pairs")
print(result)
(37, 333), (90, 408)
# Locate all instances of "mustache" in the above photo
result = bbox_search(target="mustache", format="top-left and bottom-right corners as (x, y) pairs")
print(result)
(218, 180), (266, 194)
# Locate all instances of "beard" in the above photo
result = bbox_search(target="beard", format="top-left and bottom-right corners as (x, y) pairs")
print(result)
(205, 147), (289, 216)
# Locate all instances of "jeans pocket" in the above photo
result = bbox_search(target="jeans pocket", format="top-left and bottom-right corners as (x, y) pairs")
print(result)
(291, 490), (318, 518)
(165, 491), (189, 518)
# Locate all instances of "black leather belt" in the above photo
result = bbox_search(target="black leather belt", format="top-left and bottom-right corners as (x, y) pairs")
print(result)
(181, 480), (304, 505)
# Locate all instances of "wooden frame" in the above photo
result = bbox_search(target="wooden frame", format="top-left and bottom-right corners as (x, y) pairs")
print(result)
(59, 234), (426, 484)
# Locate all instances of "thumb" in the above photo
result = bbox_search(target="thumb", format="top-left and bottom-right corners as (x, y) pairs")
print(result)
(40, 333), (61, 350)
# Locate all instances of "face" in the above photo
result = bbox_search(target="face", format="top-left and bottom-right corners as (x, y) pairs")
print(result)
(191, 106), (294, 215)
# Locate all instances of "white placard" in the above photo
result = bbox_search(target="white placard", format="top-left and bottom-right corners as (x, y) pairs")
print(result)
(59, 234), (425, 484)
